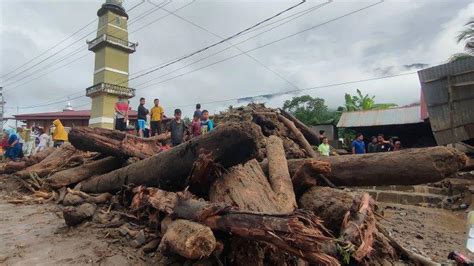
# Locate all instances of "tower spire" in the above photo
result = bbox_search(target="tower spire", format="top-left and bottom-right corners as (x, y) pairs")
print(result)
(85, 0), (137, 128)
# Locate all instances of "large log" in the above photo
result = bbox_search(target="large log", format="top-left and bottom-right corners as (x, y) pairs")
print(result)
(77, 122), (262, 193)
(159, 219), (216, 259)
(15, 143), (80, 178)
(69, 127), (169, 159)
(277, 114), (319, 158)
(210, 136), (296, 213)
(210, 136), (297, 264)
(261, 147), (467, 186)
(44, 156), (122, 189)
(1, 148), (55, 174)
(280, 109), (320, 146)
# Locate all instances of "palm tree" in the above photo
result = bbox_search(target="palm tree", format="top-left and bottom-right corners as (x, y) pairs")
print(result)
(344, 89), (397, 111)
(450, 18), (474, 62)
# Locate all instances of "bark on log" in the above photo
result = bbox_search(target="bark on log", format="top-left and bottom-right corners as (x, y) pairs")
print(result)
(159, 219), (216, 259)
(1, 148), (55, 174)
(172, 198), (339, 265)
(299, 187), (424, 265)
(277, 114), (319, 158)
(44, 156), (122, 189)
(210, 136), (296, 213)
(78, 122), (263, 193)
(261, 146), (467, 186)
(291, 159), (331, 197)
(15, 143), (79, 178)
(69, 127), (169, 159)
(280, 109), (320, 146)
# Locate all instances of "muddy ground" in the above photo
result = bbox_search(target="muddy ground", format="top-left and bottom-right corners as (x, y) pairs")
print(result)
(0, 175), (471, 265)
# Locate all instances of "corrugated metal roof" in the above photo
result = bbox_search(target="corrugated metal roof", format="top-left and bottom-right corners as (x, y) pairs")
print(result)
(418, 57), (474, 145)
(337, 106), (423, 128)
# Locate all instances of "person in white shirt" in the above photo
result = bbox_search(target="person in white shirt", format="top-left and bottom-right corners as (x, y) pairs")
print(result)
(35, 128), (50, 153)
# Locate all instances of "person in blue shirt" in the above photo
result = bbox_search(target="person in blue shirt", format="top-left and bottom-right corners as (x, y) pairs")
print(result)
(5, 129), (22, 161)
(200, 110), (214, 135)
(351, 133), (366, 154)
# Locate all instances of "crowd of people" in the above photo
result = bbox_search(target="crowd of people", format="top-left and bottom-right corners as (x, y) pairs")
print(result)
(1, 119), (68, 161)
(114, 98), (214, 147)
(316, 130), (403, 157)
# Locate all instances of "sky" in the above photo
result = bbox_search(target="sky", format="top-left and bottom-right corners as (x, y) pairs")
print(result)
(0, 0), (472, 122)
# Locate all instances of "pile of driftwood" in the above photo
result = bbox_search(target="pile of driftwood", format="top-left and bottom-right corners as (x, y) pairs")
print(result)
(1, 104), (468, 265)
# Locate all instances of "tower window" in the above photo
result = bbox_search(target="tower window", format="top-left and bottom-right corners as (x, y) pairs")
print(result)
(115, 17), (120, 26)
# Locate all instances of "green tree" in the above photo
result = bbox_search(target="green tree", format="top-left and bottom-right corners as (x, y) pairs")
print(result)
(450, 18), (474, 62)
(344, 89), (397, 111)
(282, 95), (336, 125)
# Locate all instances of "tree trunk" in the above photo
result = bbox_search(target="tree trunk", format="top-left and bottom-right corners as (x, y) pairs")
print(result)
(210, 135), (296, 213)
(15, 143), (80, 178)
(261, 147), (467, 186)
(291, 159), (331, 197)
(277, 114), (319, 158)
(280, 109), (320, 146)
(299, 187), (433, 265)
(45, 156), (122, 189)
(159, 219), (216, 259)
(1, 148), (55, 174)
(78, 122), (263, 193)
(69, 127), (169, 159)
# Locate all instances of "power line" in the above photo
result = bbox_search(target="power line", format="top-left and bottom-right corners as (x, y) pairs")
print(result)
(11, 0), (383, 110)
(134, 0), (383, 90)
(0, 0), (148, 86)
(124, 0), (307, 84)
(9, 0), (304, 109)
(151, 0), (317, 90)
(170, 71), (417, 109)
(2, 0), (190, 92)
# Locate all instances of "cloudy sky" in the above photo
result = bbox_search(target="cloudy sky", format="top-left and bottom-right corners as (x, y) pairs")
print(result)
(0, 0), (472, 121)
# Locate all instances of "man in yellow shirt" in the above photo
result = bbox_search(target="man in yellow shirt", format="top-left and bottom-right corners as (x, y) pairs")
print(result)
(150, 99), (164, 136)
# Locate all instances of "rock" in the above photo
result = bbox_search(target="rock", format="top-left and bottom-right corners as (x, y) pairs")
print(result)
(63, 203), (97, 226)
(130, 230), (146, 248)
(142, 239), (160, 253)
(415, 234), (424, 239)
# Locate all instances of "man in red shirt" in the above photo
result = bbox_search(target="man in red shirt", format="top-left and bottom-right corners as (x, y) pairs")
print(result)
(114, 99), (129, 131)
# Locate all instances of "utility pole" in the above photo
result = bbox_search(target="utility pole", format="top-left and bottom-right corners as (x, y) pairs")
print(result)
(0, 87), (4, 132)
(15, 105), (19, 128)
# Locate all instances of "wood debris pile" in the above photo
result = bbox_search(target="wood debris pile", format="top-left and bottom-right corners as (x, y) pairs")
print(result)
(0, 104), (467, 265)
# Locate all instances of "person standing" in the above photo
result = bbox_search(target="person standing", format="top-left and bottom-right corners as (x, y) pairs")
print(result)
(168, 109), (186, 146)
(5, 129), (21, 161)
(137, 97), (149, 138)
(114, 98), (129, 131)
(351, 133), (366, 154)
(200, 110), (214, 135)
(52, 119), (68, 148)
(35, 128), (50, 153)
(367, 136), (378, 153)
(393, 140), (402, 151)
(318, 130), (325, 144)
(375, 134), (393, 152)
(191, 114), (201, 138)
(194, 104), (202, 120)
(150, 99), (164, 136)
(318, 137), (331, 156)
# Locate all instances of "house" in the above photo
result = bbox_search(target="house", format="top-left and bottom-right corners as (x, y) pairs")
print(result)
(336, 104), (436, 148)
(14, 108), (138, 133)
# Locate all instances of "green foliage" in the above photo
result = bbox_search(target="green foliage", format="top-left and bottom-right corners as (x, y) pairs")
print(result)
(282, 95), (337, 125)
(344, 89), (397, 111)
(450, 18), (474, 62)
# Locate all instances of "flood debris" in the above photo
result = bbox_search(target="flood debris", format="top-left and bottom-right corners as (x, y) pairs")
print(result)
(0, 104), (468, 265)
